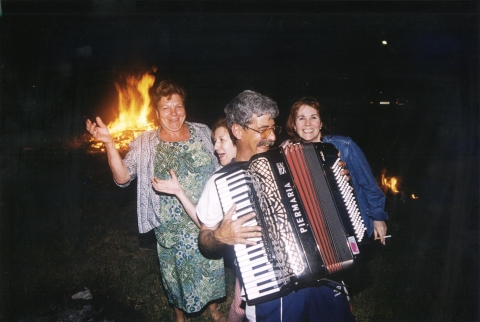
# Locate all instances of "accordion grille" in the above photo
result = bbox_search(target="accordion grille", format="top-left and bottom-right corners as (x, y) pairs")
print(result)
(248, 157), (306, 277)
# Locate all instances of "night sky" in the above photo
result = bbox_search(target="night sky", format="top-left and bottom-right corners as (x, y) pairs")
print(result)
(1, 0), (478, 320)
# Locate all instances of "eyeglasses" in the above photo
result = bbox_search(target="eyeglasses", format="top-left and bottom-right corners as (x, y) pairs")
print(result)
(243, 125), (282, 139)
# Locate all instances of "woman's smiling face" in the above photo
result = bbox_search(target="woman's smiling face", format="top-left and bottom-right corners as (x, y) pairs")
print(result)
(295, 104), (322, 143)
(156, 94), (186, 132)
(213, 126), (237, 166)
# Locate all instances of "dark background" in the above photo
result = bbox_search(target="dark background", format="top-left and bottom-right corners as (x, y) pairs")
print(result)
(1, 1), (478, 321)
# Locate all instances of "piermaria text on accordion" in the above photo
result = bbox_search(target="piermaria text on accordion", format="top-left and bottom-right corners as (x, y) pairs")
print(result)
(285, 182), (308, 234)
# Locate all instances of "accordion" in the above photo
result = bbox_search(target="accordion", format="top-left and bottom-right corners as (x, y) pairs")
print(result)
(214, 142), (368, 305)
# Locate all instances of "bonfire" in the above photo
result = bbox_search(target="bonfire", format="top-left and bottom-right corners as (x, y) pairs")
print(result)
(89, 71), (157, 151)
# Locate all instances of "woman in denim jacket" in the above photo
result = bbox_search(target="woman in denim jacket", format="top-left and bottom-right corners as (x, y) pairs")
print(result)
(285, 97), (388, 244)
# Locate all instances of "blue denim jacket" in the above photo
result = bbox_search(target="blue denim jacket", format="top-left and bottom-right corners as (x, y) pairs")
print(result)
(323, 135), (389, 236)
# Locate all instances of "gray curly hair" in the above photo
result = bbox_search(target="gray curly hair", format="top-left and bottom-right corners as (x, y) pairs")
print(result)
(224, 90), (279, 131)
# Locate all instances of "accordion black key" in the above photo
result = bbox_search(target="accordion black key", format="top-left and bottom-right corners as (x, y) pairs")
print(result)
(214, 142), (368, 305)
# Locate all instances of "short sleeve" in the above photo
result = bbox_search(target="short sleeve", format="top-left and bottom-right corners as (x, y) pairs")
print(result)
(196, 174), (224, 227)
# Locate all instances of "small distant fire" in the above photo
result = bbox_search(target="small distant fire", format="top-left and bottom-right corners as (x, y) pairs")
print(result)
(90, 71), (157, 151)
(380, 168), (400, 195)
(379, 168), (418, 200)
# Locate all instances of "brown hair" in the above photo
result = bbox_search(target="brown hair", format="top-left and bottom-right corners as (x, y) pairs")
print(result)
(211, 117), (236, 146)
(286, 97), (331, 142)
(151, 80), (186, 108)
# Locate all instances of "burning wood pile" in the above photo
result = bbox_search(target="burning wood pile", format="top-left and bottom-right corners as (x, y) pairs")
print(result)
(88, 71), (157, 152)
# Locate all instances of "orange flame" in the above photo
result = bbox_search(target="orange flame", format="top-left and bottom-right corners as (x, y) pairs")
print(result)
(91, 72), (157, 151)
(379, 169), (419, 200)
(380, 169), (400, 194)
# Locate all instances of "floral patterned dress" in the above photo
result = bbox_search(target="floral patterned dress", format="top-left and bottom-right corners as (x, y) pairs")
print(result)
(153, 125), (225, 313)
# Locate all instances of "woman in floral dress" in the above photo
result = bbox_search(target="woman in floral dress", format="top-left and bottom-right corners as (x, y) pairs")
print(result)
(86, 80), (225, 322)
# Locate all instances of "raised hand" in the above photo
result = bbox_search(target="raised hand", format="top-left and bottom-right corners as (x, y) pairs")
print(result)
(86, 116), (113, 144)
(151, 170), (182, 196)
(85, 116), (130, 184)
(152, 169), (201, 227)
